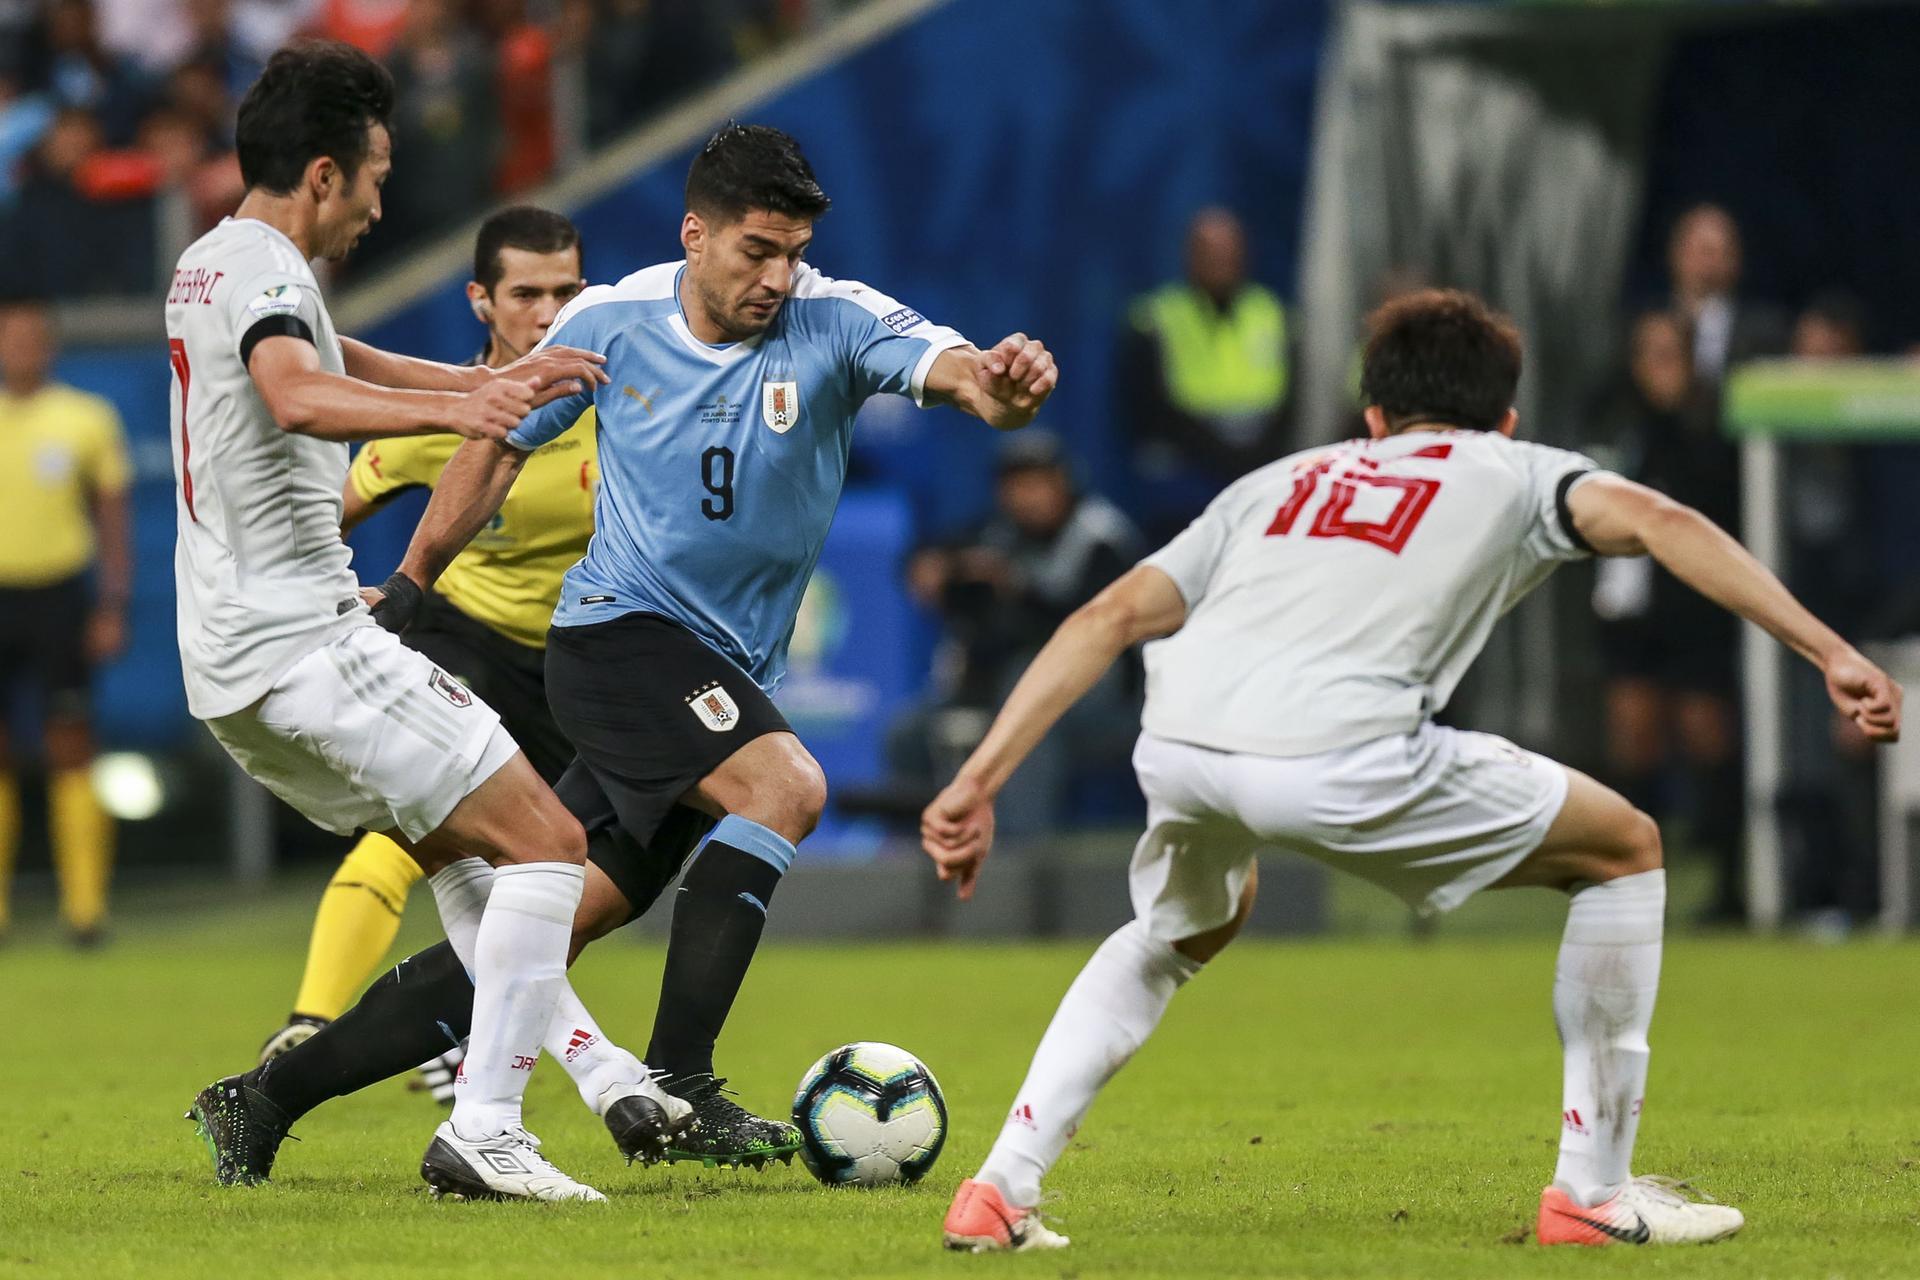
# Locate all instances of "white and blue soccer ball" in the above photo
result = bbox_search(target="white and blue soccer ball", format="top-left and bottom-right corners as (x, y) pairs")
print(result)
(791, 1041), (948, 1186)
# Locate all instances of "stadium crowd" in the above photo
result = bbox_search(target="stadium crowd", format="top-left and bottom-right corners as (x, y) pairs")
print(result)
(0, 0), (864, 293)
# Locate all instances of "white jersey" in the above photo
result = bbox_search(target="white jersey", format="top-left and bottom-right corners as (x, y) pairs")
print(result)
(165, 217), (365, 719)
(1141, 430), (1604, 757)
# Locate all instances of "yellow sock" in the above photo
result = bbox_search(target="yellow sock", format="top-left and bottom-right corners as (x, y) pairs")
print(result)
(291, 832), (423, 1021)
(49, 767), (112, 932)
(0, 772), (18, 931)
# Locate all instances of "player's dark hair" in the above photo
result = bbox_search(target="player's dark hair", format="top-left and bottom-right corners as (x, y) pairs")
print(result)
(1360, 288), (1523, 432)
(473, 206), (583, 292)
(235, 40), (395, 195)
(685, 123), (831, 225)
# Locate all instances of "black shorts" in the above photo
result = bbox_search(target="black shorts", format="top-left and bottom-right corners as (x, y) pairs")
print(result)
(0, 575), (93, 721)
(401, 591), (574, 783)
(545, 611), (790, 847)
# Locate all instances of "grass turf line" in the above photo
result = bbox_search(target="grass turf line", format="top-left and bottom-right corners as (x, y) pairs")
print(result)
(2, 885), (1916, 1278)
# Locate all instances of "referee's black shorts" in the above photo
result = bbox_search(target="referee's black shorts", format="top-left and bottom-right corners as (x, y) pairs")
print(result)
(0, 574), (94, 722)
(545, 611), (790, 851)
(400, 590), (574, 783)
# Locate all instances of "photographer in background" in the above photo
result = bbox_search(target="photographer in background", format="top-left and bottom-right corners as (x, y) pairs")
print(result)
(889, 432), (1140, 836)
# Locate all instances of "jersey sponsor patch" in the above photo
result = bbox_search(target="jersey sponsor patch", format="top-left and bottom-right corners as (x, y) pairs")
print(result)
(880, 306), (923, 334)
(761, 379), (799, 434)
(428, 667), (473, 708)
(245, 283), (303, 321)
(686, 681), (741, 732)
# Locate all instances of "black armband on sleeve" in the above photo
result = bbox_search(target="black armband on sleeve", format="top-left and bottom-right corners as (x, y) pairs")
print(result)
(1555, 470), (1598, 555)
(239, 314), (315, 368)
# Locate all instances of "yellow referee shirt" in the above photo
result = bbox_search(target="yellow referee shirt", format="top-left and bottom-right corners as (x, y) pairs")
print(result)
(350, 409), (597, 649)
(0, 384), (131, 588)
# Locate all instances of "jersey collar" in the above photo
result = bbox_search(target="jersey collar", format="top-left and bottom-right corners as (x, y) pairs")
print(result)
(668, 264), (763, 366)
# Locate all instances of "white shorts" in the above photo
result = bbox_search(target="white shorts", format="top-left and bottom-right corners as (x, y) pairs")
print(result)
(204, 622), (520, 843)
(1128, 724), (1570, 939)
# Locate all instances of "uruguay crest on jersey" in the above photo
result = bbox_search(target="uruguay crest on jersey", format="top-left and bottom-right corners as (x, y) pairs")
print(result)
(687, 681), (741, 732)
(762, 379), (799, 434)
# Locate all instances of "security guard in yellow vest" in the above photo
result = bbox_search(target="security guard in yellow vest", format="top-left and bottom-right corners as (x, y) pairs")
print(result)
(1121, 208), (1291, 537)
(0, 297), (131, 945)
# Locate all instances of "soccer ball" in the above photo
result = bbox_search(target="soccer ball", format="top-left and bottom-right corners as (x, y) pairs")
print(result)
(790, 1041), (948, 1186)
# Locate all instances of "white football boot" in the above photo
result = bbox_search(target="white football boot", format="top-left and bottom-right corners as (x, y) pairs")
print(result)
(419, 1121), (606, 1202)
(1538, 1175), (1744, 1245)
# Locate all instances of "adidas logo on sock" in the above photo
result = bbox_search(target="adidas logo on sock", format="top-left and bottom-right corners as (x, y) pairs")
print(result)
(1010, 1103), (1036, 1130)
(564, 1028), (597, 1063)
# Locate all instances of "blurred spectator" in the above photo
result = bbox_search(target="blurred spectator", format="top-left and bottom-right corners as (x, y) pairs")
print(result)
(474, 0), (555, 193)
(1588, 310), (1745, 923)
(1664, 202), (1790, 383)
(359, 0), (498, 265)
(0, 297), (131, 946)
(0, 71), (58, 205)
(311, 0), (409, 56)
(577, 0), (736, 146)
(1779, 291), (1879, 930)
(136, 100), (244, 233)
(180, 0), (266, 104)
(886, 432), (1141, 836)
(40, 0), (153, 144)
(3, 105), (158, 294)
(1120, 207), (1291, 541)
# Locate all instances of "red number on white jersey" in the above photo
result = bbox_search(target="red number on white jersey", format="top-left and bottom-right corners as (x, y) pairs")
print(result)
(1265, 444), (1449, 556)
(169, 338), (198, 523)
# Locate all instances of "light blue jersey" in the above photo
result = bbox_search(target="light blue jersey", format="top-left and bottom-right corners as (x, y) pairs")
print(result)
(508, 261), (966, 690)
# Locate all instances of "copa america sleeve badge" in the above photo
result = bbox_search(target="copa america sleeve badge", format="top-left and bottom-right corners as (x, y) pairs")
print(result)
(762, 380), (799, 434)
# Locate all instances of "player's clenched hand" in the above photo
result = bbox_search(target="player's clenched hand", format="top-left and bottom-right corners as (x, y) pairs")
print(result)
(449, 374), (537, 440)
(921, 776), (996, 901)
(500, 345), (610, 408)
(1824, 648), (1903, 743)
(974, 333), (1057, 424)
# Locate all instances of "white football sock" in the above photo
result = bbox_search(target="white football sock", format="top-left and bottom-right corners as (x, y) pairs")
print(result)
(427, 857), (494, 973)
(977, 920), (1202, 1208)
(546, 984), (650, 1116)
(451, 861), (585, 1140)
(1551, 868), (1665, 1208)
(432, 857), (645, 1111)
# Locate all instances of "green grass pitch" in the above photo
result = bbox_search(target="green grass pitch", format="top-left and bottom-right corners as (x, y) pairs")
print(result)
(4, 881), (1917, 1278)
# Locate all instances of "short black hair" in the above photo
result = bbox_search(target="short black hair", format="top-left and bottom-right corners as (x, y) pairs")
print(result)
(236, 40), (394, 195)
(685, 123), (830, 224)
(474, 206), (583, 291)
(1360, 288), (1523, 432)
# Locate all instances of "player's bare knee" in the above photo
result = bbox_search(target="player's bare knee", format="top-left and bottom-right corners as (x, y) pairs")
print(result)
(1596, 809), (1663, 882)
(496, 800), (588, 867)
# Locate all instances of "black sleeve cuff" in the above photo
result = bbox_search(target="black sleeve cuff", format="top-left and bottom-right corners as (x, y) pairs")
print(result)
(239, 314), (315, 368)
(1555, 469), (1598, 555)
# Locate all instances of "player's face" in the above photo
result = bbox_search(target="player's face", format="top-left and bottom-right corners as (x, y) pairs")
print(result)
(475, 246), (585, 362)
(684, 208), (812, 340)
(314, 124), (391, 262)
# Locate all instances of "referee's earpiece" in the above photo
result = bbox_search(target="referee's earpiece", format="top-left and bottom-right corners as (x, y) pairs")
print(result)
(472, 298), (494, 324)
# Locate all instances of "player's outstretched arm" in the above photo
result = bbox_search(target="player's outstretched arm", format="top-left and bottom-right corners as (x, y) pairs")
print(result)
(921, 565), (1188, 899)
(340, 337), (607, 407)
(1568, 473), (1902, 742)
(249, 335), (547, 443)
(363, 438), (529, 632)
(922, 334), (1058, 431)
